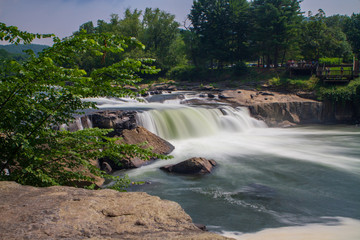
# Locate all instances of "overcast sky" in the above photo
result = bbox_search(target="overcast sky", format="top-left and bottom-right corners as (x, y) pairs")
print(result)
(1, 0), (360, 45)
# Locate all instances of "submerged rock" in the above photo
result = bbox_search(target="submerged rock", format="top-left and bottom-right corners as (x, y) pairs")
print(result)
(0, 182), (230, 239)
(161, 157), (217, 175)
(231, 183), (277, 201)
(99, 126), (174, 172)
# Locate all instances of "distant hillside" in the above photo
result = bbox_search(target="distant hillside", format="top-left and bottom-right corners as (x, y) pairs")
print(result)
(0, 44), (49, 55)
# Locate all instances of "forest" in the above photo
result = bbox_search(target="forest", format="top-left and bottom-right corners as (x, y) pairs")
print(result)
(71, 0), (360, 79)
(1, 0), (359, 81)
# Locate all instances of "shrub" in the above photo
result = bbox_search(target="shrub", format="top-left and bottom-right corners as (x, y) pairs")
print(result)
(319, 57), (343, 65)
(167, 65), (199, 81)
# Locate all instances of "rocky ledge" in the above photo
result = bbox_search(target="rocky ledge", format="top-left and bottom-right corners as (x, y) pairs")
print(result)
(0, 181), (231, 240)
(220, 89), (323, 127)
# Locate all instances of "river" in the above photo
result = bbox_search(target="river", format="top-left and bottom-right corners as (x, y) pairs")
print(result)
(91, 92), (360, 239)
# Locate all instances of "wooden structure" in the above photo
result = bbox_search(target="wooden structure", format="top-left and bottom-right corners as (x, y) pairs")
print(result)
(316, 64), (359, 83)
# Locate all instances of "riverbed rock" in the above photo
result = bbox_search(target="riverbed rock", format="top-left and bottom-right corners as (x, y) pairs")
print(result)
(161, 157), (217, 175)
(88, 110), (137, 135)
(0, 182), (231, 240)
(220, 89), (323, 126)
(248, 101), (323, 127)
(99, 126), (175, 172)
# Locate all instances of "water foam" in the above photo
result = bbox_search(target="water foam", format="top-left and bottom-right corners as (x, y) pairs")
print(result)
(222, 217), (360, 240)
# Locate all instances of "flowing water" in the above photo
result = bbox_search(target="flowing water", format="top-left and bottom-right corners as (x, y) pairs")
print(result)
(91, 92), (360, 239)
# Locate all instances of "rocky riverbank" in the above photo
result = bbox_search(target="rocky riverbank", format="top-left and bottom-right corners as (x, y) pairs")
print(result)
(219, 89), (323, 127)
(146, 81), (360, 126)
(219, 89), (360, 126)
(0, 181), (232, 240)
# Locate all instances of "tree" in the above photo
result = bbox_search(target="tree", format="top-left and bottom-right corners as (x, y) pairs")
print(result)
(140, 8), (183, 71)
(189, 0), (231, 68)
(0, 23), (168, 188)
(78, 21), (96, 34)
(251, 0), (302, 67)
(74, 8), (185, 73)
(344, 13), (360, 55)
(118, 9), (143, 38)
(186, 0), (250, 69)
(299, 10), (352, 62)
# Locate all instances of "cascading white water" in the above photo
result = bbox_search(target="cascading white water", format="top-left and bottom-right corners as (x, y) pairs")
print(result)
(136, 106), (266, 140)
(84, 94), (360, 240)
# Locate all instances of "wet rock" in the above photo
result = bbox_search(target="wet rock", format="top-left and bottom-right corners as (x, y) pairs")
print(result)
(99, 126), (174, 172)
(160, 157), (217, 175)
(249, 101), (323, 126)
(0, 181), (230, 240)
(88, 110), (137, 134)
(219, 94), (232, 99)
(146, 93), (184, 103)
(195, 223), (208, 231)
(259, 92), (275, 96)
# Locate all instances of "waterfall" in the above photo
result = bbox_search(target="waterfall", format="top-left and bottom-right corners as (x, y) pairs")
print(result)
(136, 106), (266, 140)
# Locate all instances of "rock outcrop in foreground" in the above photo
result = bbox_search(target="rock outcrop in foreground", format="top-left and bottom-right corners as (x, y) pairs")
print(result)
(0, 181), (231, 240)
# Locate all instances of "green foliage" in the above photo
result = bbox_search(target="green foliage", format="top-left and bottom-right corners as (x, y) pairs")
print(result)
(0, 23), (168, 189)
(0, 22), (54, 44)
(141, 8), (182, 71)
(189, 0), (250, 68)
(319, 78), (360, 102)
(74, 8), (185, 74)
(269, 74), (319, 91)
(0, 44), (49, 55)
(319, 57), (343, 65)
(299, 10), (353, 62)
(251, 0), (302, 67)
(166, 65), (199, 81)
(344, 13), (360, 54)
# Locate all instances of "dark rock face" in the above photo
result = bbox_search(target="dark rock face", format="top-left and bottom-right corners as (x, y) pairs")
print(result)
(99, 126), (175, 172)
(161, 157), (217, 175)
(88, 110), (137, 136)
(86, 111), (174, 173)
(249, 101), (323, 127)
(0, 181), (230, 240)
(322, 99), (360, 124)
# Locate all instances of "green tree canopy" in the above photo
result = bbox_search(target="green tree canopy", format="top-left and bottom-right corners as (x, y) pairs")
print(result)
(299, 10), (352, 62)
(189, 0), (250, 68)
(250, 0), (302, 67)
(344, 13), (360, 55)
(0, 23), (167, 188)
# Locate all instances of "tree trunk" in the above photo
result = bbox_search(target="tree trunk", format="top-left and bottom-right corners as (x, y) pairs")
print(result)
(274, 45), (279, 68)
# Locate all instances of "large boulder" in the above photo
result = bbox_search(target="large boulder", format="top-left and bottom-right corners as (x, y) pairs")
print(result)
(88, 110), (138, 135)
(0, 181), (231, 240)
(220, 89), (324, 126)
(99, 126), (175, 172)
(161, 157), (217, 175)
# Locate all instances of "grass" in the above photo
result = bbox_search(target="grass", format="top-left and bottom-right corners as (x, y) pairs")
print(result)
(268, 73), (319, 92)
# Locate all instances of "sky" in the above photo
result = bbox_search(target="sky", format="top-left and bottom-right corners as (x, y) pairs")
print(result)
(1, 0), (360, 45)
